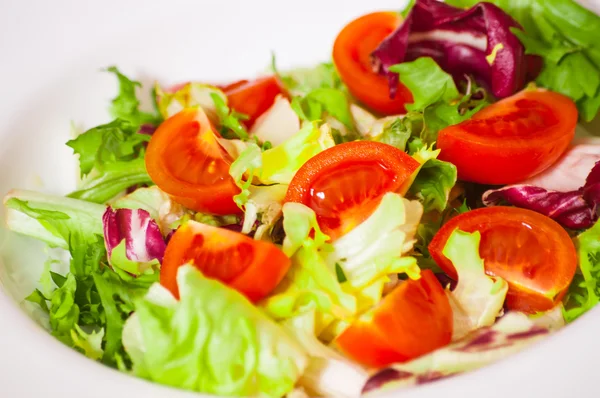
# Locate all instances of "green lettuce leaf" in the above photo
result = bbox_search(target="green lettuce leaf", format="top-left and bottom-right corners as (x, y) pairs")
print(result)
(67, 158), (152, 204)
(293, 89), (354, 129)
(408, 157), (457, 213)
(71, 325), (105, 361)
(123, 265), (308, 397)
(563, 218), (600, 322)
(261, 202), (356, 331)
(390, 57), (459, 111)
(323, 192), (422, 290)
(442, 229), (508, 340)
(281, 310), (368, 398)
(389, 58), (488, 144)
(106, 66), (161, 127)
(4, 190), (105, 249)
(259, 121), (335, 184)
(273, 58), (345, 96)
(211, 92), (251, 140)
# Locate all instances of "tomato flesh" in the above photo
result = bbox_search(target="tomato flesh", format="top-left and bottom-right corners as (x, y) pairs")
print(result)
(285, 141), (420, 240)
(438, 89), (578, 185)
(428, 207), (577, 313)
(336, 270), (453, 368)
(333, 12), (413, 115)
(222, 76), (286, 126)
(145, 108), (241, 215)
(161, 221), (291, 302)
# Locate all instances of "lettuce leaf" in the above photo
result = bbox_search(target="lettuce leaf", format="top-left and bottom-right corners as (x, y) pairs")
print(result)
(106, 66), (161, 127)
(123, 265), (307, 397)
(4, 190), (105, 249)
(323, 193), (422, 290)
(261, 202), (356, 331)
(408, 157), (458, 213)
(563, 219), (600, 322)
(259, 122), (334, 184)
(282, 310), (368, 398)
(273, 59), (345, 96)
(442, 229), (508, 340)
(67, 158), (153, 204)
(389, 58), (488, 144)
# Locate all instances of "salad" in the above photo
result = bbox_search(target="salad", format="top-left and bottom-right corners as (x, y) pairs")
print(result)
(3, 0), (600, 397)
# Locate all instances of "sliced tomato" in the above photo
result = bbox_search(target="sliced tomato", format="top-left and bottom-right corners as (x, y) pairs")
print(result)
(222, 75), (286, 126)
(161, 220), (291, 302)
(336, 270), (453, 368)
(145, 108), (241, 215)
(285, 141), (420, 240)
(438, 89), (578, 185)
(333, 12), (413, 115)
(428, 207), (577, 313)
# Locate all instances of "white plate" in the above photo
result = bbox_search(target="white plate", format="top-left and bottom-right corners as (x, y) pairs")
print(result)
(1, 0), (599, 397)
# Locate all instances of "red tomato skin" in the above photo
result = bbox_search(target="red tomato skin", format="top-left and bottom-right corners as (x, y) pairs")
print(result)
(428, 206), (578, 313)
(437, 89), (578, 185)
(223, 76), (286, 127)
(160, 221), (291, 302)
(145, 108), (241, 215)
(285, 141), (420, 240)
(333, 12), (413, 115)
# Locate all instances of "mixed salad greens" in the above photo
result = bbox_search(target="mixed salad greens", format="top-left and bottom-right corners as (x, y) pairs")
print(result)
(3, 0), (600, 397)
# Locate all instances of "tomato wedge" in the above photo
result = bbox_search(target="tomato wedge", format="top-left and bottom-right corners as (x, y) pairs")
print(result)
(285, 141), (420, 240)
(161, 220), (291, 302)
(437, 89), (578, 185)
(222, 75), (286, 126)
(336, 270), (452, 368)
(429, 207), (577, 313)
(333, 12), (413, 115)
(145, 108), (241, 215)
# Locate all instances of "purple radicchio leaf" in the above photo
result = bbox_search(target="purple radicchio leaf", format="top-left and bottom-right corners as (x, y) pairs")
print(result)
(482, 161), (600, 229)
(103, 206), (167, 264)
(371, 0), (527, 99)
(137, 123), (157, 136)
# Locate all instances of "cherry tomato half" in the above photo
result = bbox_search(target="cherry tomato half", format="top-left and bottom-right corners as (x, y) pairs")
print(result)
(336, 270), (453, 368)
(145, 108), (241, 215)
(333, 12), (413, 115)
(437, 89), (578, 185)
(429, 207), (577, 313)
(222, 75), (286, 127)
(161, 220), (291, 302)
(285, 141), (420, 240)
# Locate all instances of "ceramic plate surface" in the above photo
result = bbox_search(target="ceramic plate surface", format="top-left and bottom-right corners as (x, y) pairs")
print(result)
(1, 0), (600, 397)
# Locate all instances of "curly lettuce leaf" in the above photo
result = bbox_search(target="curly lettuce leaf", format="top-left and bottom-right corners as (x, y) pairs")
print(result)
(106, 66), (161, 127)
(123, 265), (307, 397)
(261, 202), (356, 330)
(563, 218), (600, 322)
(323, 193), (422, 290)
(442, 229), (508, 340)
(273, 58), (345, 96)
(67, 158), (153, 204)
(408, 157), (457, 213)
(389, 58), (488, 144)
